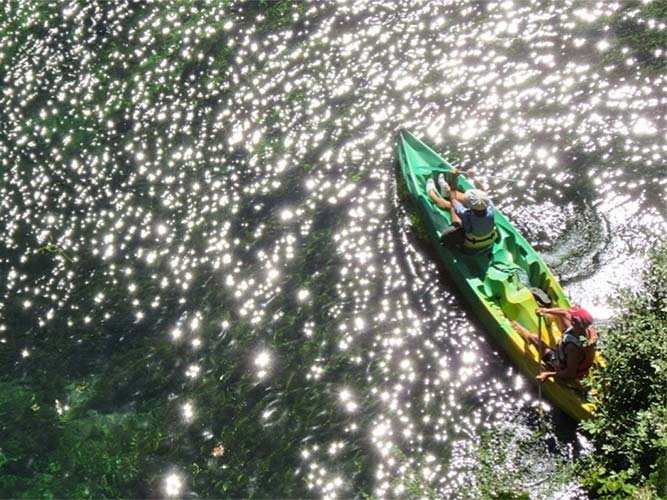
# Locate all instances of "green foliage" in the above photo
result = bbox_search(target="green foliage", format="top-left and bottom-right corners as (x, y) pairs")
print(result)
(2, 0), (664, 498)
(469, 426), (579, 499)
(388, 425), (579, 499)
(256, 0), (307, 32)
(475, 431), (531, 499)
(0, 232), (373, 498)
(24, 410), (166, 498)
(580, 244), (667, 498)
(388, 448), (440, 499)
(0, 382), (60, 494)
(0, 380), (168, 498)
(603, 0), (667, 74)
(0, 2), (51, 74)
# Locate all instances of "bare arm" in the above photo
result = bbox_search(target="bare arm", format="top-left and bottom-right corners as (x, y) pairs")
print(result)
(536, 344), (583, 381)
(448, 170), (462, 225)
(536, 307), (569, 317)
(450, 168), (461, 190)
(536, 307), (573, 328)
(465, 169), (486, 191)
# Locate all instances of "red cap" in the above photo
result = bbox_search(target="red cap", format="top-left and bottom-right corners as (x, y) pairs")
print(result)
(569, 306), (593, 327)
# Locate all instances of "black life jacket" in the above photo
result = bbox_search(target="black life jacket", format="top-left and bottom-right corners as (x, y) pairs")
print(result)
(557, 326), (596, 378)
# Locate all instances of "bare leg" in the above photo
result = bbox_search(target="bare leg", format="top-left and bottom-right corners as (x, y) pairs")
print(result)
(511, 321), (553, 355)
(440, 180), (466, 204)
(444, 182), (464, 226)
(427, 175), (466, 211)
(428, 189), (453, 210)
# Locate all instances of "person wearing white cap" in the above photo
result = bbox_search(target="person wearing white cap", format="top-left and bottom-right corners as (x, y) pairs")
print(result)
(426, 168), (497, 252)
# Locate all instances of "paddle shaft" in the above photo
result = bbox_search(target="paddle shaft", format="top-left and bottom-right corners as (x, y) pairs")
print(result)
(537, 314), (544, 423)
(433, 164), (520, 183)
(461, 170), (521, 184)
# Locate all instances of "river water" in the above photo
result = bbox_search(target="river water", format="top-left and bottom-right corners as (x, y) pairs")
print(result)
(1, 0), (665, 498)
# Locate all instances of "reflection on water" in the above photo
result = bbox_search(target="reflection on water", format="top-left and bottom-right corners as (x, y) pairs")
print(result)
(164, 472), (184, 498)
(0, 0), (665, 497)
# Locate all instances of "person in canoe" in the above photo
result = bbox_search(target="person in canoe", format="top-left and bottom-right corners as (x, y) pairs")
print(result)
(511, 306), (598, 382)
(425, 168), (498, 252)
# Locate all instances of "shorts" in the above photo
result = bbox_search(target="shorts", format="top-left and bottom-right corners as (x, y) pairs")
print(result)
(439, 222), (463, 247)
(542, 351), (560, 370)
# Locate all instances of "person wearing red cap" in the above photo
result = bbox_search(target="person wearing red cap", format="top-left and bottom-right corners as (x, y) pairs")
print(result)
(511, 306), (598, 381)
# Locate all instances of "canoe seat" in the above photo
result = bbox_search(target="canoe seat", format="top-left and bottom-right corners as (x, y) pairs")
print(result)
(484, 273), (536, 323)
(497, 233), (549, 291)
(501, 231), (528, 258)
(527, 260), (541, 285)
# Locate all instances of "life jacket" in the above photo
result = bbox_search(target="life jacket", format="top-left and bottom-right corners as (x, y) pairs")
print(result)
(557, 326), (597, 378)
(463, 225), (498, 250)
(461, 207), (497, 250)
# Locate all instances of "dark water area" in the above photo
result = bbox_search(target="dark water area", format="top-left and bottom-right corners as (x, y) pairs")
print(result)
(0, 0), (665, 498)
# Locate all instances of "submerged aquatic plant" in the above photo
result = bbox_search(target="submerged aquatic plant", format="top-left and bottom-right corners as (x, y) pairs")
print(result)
(0, 0), (665, 498)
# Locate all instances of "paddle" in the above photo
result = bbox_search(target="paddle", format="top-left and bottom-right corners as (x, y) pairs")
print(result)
(461, 170), (521, 184)
(433, 163), (522, 184)
(532, 292), (550, 428)
(537, 312), (545, 429)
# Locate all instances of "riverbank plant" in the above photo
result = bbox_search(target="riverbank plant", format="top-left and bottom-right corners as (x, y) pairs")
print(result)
(579, 244), (667, 498)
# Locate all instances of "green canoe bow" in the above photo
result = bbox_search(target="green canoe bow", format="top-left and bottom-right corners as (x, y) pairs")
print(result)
(397, 130), (602, 421)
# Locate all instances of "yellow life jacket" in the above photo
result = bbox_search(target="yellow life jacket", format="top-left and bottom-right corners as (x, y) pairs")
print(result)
(463, 226), (498, 250)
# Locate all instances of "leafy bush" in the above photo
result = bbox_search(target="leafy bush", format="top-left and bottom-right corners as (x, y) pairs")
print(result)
(580, 245), (667, 498)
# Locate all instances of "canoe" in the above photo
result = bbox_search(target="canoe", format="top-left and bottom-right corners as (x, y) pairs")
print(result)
(397, 130), (603, 421)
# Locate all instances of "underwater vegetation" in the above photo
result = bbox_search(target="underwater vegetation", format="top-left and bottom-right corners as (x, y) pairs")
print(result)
(0, 0), (665, 497)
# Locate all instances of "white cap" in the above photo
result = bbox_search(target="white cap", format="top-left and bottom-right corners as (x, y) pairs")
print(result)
(464, 189), (490, 210)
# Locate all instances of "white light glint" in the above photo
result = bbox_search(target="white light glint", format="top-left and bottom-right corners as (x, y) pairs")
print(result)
(461, 351), (477, 364)
(181, 402), (195, 422)
(164, 473), (184, 497)
(255, 351), (270, 368)
(280, 208), (293, 221)
(632, 118), (657, 136)
(185, 365), (200, 379)
(596, 40), (610, 51)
